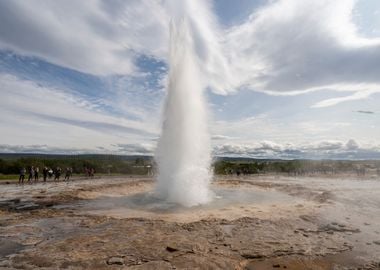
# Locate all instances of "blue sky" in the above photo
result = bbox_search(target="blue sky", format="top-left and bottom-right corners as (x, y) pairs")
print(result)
(0, 0), (379, 159)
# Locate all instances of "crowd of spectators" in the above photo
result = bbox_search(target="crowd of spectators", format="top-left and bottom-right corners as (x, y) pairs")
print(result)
(17, 166), (92, 184)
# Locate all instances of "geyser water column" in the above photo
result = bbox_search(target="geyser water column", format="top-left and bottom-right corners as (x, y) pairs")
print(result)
(155, 20), (213, 207)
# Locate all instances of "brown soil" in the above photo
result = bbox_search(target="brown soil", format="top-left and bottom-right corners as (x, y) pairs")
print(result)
(0, 176), (379, 269)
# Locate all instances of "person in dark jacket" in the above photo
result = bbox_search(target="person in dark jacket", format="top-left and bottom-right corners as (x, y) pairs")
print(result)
(64, 167), (72, 181)
(19, 167), (26, 184)
(27, 166), (34, 183)
(34, 167), (39, 182)
(43, 167), (48, 182)
(54, 167), (62, 181)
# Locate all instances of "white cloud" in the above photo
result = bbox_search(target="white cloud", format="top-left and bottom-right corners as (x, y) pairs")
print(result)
(346, 139), (359, 150)
(2, 139), (379, 159)
(0, 0), (169, 76)
(311, 87), (380, 108)
(1, 0), (379, 106)
(214, 139), (380, 159)
(0, 0), (234, 94)
(222, 0), (380, 104)
(0, 144), (113, 155)
(211, 134), (237, 140)
(115, 143), (155, 155)
(0, 74), (158, 149)
(211, 112), (380, 150)
(0, 143), (154, 155)
(0, 0), (379, 158)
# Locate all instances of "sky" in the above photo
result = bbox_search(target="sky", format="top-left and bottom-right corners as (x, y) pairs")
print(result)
(0, 0), (379, 159)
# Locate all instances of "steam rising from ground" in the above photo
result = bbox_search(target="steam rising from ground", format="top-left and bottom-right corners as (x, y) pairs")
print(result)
(155, 19), (212, 207)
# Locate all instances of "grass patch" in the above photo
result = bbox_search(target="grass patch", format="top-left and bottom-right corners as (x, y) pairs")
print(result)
(0, 174), (19, 181)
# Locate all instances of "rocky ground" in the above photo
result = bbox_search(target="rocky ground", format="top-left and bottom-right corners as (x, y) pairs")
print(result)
(0, 175), (379, 269)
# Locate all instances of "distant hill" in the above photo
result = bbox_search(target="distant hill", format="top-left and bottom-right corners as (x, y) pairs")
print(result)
(0, 153), (153, 161)
(0, 153), (379, 176)
(0, 153), (379, 163)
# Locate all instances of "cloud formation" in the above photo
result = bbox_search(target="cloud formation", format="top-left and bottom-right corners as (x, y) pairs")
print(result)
(223, 0), (380, 105)
(115, 143), (155, 155)
(1, 0), (379, 106)
(0, 0), (379, 159)
(2, 139), (379, 159)
(0, 144), (107, 155)
(213, 139), (380, 160)
(0, 0), (168, 75)
(0, 74), (158, 148)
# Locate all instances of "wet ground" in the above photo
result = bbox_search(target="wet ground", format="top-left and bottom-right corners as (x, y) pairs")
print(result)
(0, 175), (379, 269)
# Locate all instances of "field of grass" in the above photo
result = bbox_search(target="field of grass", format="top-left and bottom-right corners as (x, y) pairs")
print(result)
(1, 154), (379, 178)
(0, 174), (18, 181)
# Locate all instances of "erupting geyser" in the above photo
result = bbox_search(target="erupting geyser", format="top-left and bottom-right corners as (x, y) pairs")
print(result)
(155, 20), (213, 207)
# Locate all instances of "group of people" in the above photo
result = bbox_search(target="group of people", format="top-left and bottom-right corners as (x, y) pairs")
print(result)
(18, 166), (73, 184)
(84, 167), (96, 178)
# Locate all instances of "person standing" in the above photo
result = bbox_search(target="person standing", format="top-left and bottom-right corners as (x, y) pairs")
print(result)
(84, 167), (89, 177)
(43, 167), (48, 182)
(34, 167), (39, 182)
(54, 167), (61, 181)
(64, 167), (72, 181)
(19, 167), (26, 184)
(48, 168), (53, 179)
(27, 166), (34, 183)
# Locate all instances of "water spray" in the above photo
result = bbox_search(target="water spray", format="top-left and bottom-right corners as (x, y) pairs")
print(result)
(155, 19), (213, 207)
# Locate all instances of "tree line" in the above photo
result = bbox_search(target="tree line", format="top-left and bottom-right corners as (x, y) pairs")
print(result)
(0, 155), (152, 176)
(214, 159), (380, 176)
(0, 154), (379, 176)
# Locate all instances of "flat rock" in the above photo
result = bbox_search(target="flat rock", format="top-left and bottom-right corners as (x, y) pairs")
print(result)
(15, 203), (40, 211)
(127, 261), (172, 270)
(166, 246), (178, 252)
(0, 239), (23, 258)
(318, 223), (360, 233)
(106, 257), (124, 265)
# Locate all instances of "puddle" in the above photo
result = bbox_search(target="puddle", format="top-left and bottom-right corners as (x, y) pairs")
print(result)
(59, 186), (302, 221)
(81, 187), (294, 210)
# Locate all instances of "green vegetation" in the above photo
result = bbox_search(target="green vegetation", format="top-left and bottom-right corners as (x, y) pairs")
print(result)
(214, 160), (265, 174)
(0, 174), (18, 181)
(0, 154), (153, 176)
(213, 158), (380, 176)
(0, 154), (379, 178)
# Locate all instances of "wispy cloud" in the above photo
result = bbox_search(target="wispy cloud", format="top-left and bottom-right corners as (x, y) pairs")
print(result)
(0, 0), (379, 159)
(214, 139), (380, 160)
(311, 88), (380, 108)
(211, 134), (238, 140)
(0, 144), (115, 155)
(0, 74), (158, 148)
(0, 142), (154, 156)
(1, 0), (380, 104)
(222, 0), (380, 105)
(2, 139), (379, 160)
(115, 143), (155, 155)
(0, 0), (168, 76)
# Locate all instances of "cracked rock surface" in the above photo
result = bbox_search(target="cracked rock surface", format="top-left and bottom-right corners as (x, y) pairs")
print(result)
(0, 176), (379, 269)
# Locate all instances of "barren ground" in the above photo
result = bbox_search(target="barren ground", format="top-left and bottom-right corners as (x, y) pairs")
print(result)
(0, 175), (379, 269)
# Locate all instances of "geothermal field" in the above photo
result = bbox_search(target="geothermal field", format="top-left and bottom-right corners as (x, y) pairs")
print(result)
(1, 1), (380, 270)
(1, 15), (379, 270)
(0, 175), (380, 269)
